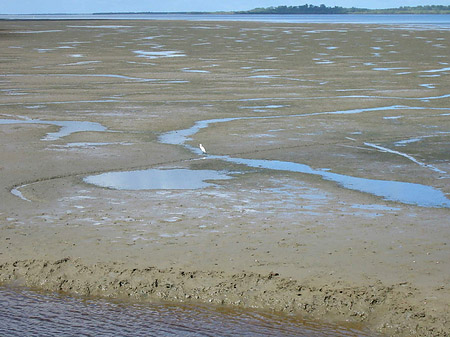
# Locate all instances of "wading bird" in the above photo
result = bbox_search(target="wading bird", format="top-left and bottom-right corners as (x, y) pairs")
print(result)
(199, 143), (207, 154)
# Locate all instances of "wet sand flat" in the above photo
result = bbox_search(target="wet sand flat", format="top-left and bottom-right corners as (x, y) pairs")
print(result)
(0, 20), (449, 336)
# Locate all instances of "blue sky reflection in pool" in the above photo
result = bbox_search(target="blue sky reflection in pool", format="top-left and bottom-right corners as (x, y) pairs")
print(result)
(83, 169), (232, 190)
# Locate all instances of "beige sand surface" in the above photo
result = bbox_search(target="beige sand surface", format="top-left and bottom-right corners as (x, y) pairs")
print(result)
(0, 20), (449, 336)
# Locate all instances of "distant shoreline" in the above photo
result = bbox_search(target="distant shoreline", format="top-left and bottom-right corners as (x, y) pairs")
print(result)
(235, 4), (450, 15)
(91, 12), (450, 15)
(3, 5), (450, 16)
(94, 5), (450, 15)
(2, 13), (450, 27)
(92, 10), (450, 16)
(2, 13), (450, 25)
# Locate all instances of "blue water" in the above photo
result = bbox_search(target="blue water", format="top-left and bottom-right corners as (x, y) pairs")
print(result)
(84, 104), (450, 207)
(3, 109), (449, 207)
(224, 158), (450, 208)
(0, 118), (107, 141)
(159, 105), (445, 149)
(157, 107), (450, 208)
(1, 14), (450, 27)
(84, 169), (232, 190)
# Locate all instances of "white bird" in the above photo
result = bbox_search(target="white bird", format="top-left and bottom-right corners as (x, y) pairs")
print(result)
(199, 143), (207, 154)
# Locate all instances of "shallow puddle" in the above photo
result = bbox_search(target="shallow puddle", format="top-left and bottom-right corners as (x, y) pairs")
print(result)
(133, 50), (186, 59)
(84, 168), (233, 190)
(224, 157), (450, 208)
(0, 118), (107, 141)
(0, 287), (376, 337)
(158, 108), (450, 208)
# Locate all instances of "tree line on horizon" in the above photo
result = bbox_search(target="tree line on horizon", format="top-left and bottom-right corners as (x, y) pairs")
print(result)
(236, 4), (450, 14)
(94, 4), (450, 15)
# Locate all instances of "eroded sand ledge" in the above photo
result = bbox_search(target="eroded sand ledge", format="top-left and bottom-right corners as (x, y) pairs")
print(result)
(0, 19), (449, 336)
(0, 258), (447, 337)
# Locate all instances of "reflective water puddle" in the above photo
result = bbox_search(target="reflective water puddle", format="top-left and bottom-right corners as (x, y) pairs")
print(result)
(84, 168), (232, 190)
(5, 105), (450, 208)
(0, 118), (107, 140)
(133, 50), (186, 59)
(224, 157), (450, 208)
(158, 105), (450, 208)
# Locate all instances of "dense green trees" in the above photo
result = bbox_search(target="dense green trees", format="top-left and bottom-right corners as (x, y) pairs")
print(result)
(239, 4), (347, 14)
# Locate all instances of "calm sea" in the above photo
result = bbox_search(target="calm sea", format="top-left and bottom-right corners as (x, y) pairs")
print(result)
(1, 13), (450, 27)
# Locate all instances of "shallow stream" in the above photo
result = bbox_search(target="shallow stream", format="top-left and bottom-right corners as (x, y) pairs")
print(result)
(0, 287), (375, 337)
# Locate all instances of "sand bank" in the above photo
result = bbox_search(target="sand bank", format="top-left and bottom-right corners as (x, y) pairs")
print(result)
(0, 20), (449, 336)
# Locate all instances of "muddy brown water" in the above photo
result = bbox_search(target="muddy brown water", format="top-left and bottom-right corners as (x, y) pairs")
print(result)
(0, 287), (376, 337)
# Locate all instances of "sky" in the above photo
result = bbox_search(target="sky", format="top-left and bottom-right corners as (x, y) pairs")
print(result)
(1, 0), (449, 14)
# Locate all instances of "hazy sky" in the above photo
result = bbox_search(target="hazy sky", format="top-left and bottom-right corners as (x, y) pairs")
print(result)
(2, 0), (449, 14)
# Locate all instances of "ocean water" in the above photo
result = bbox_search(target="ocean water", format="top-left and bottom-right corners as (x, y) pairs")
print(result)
(1, 13), (450, 27)
(0, 286), (376, 337)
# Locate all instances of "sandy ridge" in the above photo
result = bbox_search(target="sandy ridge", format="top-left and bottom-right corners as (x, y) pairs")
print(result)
(0, 258), (448, 337)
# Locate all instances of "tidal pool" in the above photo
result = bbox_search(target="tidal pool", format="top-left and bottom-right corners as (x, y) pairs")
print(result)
(133, 50), (186, 59)
(0, 118), (107, 141)
(84, 168), (233, 190)
(223, 157), (450, 208)
(158, 106), (450, 208)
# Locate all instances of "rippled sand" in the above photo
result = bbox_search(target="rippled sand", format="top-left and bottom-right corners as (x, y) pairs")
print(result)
(0, 20), (449, 336)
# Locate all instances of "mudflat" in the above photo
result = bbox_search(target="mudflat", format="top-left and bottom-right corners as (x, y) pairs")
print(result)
(0, 20), (449, 336)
